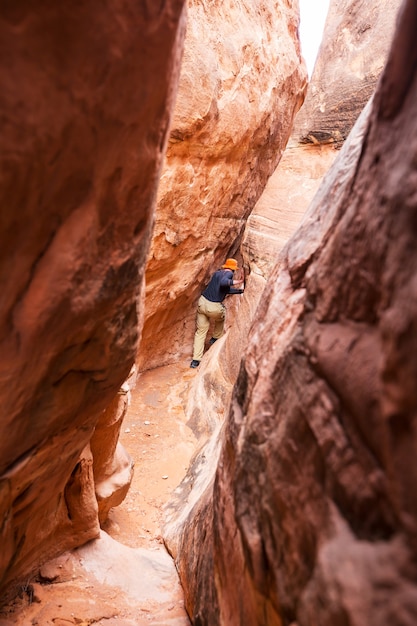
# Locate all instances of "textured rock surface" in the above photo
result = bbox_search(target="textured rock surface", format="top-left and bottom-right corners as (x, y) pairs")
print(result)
(138, 0), (307, 371)
(242, 0), (402, 279)
(295, 0), (402, 146)
(173, 1), (417, 623)
(0, 0), (186, 598)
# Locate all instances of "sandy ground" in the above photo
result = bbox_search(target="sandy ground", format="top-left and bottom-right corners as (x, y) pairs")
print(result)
(105, 362), (198, 549)
(0, 362), (199, 626)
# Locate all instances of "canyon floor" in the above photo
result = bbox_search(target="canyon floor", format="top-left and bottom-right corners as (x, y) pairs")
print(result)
(0, 361), (199, 626)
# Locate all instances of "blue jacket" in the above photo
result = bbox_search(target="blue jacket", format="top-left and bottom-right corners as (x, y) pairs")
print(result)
(202, 269), (243, 303)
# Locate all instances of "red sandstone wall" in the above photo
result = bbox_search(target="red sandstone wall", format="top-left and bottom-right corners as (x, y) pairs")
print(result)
(0, 0), (186, 598)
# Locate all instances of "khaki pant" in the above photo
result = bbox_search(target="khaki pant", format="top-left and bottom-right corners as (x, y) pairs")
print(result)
(192, 295), (225, 361)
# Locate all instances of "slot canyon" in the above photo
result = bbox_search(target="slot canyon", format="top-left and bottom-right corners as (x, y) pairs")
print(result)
(0, 0), (416, 625)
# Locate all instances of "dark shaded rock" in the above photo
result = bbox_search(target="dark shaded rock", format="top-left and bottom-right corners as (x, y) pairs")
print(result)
(0, 0), (186, 599)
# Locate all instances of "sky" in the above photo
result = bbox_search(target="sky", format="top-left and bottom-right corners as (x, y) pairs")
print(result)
(298, 0), (330, 76)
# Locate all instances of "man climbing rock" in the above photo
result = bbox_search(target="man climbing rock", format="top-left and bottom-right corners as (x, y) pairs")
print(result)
(190, 258), (244, 368)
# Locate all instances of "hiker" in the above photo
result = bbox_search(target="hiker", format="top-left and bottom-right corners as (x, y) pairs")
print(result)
(190, 258), (244, 368)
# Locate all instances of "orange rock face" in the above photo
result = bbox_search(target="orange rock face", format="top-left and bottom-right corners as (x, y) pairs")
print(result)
(0, 0), (186, 598)
(138, 0), (307, 371)
(172, 1), (417, 623)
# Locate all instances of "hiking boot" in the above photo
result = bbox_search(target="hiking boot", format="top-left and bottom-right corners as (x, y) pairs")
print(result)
(190, 360), (200, 368)
(209, 337), (218, 345)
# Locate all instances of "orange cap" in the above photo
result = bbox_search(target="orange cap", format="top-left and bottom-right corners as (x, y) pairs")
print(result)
(222, 258), (238, 271)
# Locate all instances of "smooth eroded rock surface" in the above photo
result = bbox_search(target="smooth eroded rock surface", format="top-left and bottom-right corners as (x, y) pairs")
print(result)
(0, 0), (186, 598)
(242, 141), (337, 278)
(163, 273), (265, 559)
(90, 373), (135, 525)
